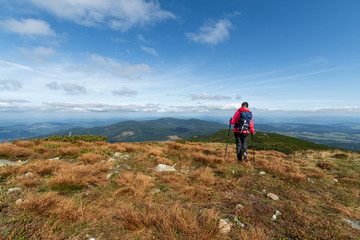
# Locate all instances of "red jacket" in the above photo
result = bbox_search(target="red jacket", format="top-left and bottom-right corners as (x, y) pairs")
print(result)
(229, 107), (255, 134)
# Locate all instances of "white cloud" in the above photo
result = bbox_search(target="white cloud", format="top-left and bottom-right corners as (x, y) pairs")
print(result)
(190, 93), (232, 101)
(29, 0), (176, 31)
(0, 79), (23, 91)
(18, 46), (56, 62)
(46, 81), (87, 95)
(88, 54), (153, 79)
(141, 46), (158, 57)
(112, 87), (138, 97)
(0, 98), (28, 103)
(0, 18), (55, 36)
(186, 19), (232, 45)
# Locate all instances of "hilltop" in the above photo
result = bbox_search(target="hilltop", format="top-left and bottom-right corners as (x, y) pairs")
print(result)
(0, 138), (359, 239)
(191, 130), (340, 154)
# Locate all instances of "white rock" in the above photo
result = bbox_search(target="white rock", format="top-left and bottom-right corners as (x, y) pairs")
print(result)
(271, 210), (281, 221)
(236, 204), (244, 210)
(15, 199), (23, 205)
(150, 188), (161, 194)
(48, 157), (60, 161)
(267, 193), (279, 201)
(181, 170), (190, 174)
(8, 187), (21, 194)
(25, 172), (35, 178)
(259, 171), (266, 175)
(155, 164), (176, 173)
(344, 218), (360, 230)
(333, 179), (338, 183)
(233, 215), (245, 228)
(106, 173), (115, 180)
(307, 178), (315, 183)
(108, 158), (116, 162)
(89, 238), (95, 240)
(219, 219), (231, 234)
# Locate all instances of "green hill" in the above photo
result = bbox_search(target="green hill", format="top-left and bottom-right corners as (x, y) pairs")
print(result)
(46, 118), (227, 143)
(191, 130), (338, 154)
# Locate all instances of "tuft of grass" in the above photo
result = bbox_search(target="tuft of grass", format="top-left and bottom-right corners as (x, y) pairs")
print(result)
(78, 152), (103, 164)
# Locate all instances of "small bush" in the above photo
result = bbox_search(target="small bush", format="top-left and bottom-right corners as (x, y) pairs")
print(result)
(332, 153), (348, 159)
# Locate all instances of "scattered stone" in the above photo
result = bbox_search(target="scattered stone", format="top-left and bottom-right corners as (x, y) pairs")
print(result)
(108, 158), (116, 162)
(219, 219), (231, 234)
(155, 164), (176, 173)
(106, 173), (115, 180)
(15, 199), (23, 205)
(259, 171), (266, 175)
(8, 187), (21, 194)
(25, 172), (35, 178)
(267, 193), (279, 201)
(48, 157), (60, 161)
(271, 210), (281, 221)
(150, 188), (161, 194)
(236, 204), (244, 210)
(181, 170), (190, 174)
(233, 215), (245, 228)
(89, 238), (95, 240)
(344, 218), (360, 230)
(117, 164), (131, 170)
(333, 179), (338, 183)
(307, 178), (315, 183)
(0, 159), (28, 167)
(113, 152), (130, 160)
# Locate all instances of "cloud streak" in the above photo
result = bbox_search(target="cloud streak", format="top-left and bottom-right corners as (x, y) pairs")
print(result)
(46, 81), (87, 95)
(190, 93), (232, 101)
(29, 0), (176, 31)
(141, 46), (158, 56)
(0, 18), (55, 36)
(112, 87), (138, 97)
(0, 79), (23, 91)
(186, 19), (232, 45)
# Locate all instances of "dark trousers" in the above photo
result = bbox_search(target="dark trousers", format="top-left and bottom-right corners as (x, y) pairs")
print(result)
(234, 132), (248, 161)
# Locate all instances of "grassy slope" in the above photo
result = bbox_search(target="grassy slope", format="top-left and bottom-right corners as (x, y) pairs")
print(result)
(192, 130), (339, 154)
(0, 140), (359, 239)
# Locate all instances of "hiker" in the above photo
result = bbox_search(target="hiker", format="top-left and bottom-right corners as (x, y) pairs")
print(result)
(229, 102), (255, 162)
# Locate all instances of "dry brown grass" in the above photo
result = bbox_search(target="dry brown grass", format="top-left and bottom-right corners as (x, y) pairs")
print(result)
(57, 146), (80, 157)
(255, 151), (306, 182)
(47, 163), (108, 191)
(113, 203), (219, 239)
(317, 161), (338, 170)
(19, 192), (81, 221)
(192, 152), (224, 164)
(115, 172), (154, 201)
(0, 142), (34, 159)
(78, 152), (103, 164)
(13, 140), (35, 148)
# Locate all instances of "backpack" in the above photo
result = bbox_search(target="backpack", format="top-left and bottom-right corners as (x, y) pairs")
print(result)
(236, 111), (252, 132)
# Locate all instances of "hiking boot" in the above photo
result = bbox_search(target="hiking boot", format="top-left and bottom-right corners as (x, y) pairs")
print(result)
(243, 152), (248, 162)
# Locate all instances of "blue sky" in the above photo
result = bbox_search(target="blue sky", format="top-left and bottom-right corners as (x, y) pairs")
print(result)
(0, 0), (359, 120)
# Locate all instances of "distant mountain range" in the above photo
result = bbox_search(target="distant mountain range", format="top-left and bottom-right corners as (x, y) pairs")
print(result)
(42, 118), (227, 143)
(1, 117), (359, 151)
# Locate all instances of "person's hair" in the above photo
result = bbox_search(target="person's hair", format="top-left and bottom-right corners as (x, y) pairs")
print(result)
(241, 102), (249, 107)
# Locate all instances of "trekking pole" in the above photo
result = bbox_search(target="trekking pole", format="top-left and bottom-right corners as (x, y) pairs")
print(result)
(252, 133), (255, 162)
(224, 119), (232, 160)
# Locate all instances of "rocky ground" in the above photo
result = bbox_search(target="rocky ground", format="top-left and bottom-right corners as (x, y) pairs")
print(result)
(0, 139), (359, 239)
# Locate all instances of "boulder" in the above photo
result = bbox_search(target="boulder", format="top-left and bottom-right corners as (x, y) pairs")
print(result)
(344, 218), (360, 230)
(267, 193), (279, 201)
(271, 210), (281, 221)
(155, 164), (176, 173)
(8, 187), (21, 194)
(219, 219), (231, 234)
(0, 159), (28, 167)
(259, 171), (266, 175)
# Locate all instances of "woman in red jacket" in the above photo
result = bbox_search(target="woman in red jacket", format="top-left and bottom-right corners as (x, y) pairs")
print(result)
(229, 102), (255, 162)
